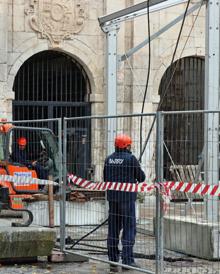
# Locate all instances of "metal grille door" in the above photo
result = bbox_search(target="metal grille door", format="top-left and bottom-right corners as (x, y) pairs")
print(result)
(159, 56), (205, 180)
(13, 50), (91, 177)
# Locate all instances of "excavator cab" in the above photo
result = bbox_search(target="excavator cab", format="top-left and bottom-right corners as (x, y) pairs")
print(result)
(0, 123), (59, 226)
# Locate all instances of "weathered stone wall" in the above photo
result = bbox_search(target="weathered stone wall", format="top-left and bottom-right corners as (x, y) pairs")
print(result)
(6, 0), (105, 116)
(0, 1), (206, 115)
(0, 0), (206, 179)
(128, 0), (205, 114)
(0, 0), (13, 119)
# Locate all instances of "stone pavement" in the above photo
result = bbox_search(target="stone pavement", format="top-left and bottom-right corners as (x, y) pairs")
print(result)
(1, 202), (220, 274)
(0, 257), (220, 274)
(0, 260), (142, 274)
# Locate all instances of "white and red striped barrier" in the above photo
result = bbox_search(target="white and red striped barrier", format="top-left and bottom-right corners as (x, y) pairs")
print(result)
(2, 172), (220, 197)
(164, 181), (220, 197)
(68, 174), (220, 197)
(0, 174), (58, 186)
(68, 174), (157, 193)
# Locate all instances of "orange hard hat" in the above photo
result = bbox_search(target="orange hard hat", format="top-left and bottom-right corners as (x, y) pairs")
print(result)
(115, 134), (132, 149)
(0, 123), (13, 133)
(17, 137), (27, 146)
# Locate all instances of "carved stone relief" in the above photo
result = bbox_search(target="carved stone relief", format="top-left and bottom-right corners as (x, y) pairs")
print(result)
(25, 0), (88, 47)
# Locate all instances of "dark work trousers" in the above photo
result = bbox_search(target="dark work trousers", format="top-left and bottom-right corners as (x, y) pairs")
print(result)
(107, 200), (136, 264)
(34, 163), (48, 180)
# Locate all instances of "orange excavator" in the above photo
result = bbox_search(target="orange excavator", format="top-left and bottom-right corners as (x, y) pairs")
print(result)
(0, 120), (59, 227)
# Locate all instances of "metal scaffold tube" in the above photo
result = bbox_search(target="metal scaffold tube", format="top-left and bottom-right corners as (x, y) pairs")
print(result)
(204, 0), (220, 223)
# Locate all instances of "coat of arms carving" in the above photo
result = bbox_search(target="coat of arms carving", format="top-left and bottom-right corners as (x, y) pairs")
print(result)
(25, 0), (88, 47)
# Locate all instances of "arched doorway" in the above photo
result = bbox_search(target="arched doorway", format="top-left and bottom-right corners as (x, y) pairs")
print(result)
(13, 50), (91, 177)
(159, 56), (205, 180)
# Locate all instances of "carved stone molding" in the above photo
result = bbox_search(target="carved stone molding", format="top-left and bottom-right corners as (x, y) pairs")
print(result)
(25, 0), (88, 47)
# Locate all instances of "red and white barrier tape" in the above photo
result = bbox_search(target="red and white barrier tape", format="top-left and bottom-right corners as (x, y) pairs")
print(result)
(67, 174), (171, 213)
(0, 174), (58, 186)
(68, 174), (169, 197)
(164, 181), (220, 197)
(68, 174), (220, 197)
(68, 174), (156, 193)
(2, 172), (220, 197)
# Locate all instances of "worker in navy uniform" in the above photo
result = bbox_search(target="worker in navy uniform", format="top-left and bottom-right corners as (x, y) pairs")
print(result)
(103, 134), (146, 272)
(12, 137), (48, 180)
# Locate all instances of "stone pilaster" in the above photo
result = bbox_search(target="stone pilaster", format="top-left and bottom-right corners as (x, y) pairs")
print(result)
(0, 0), (11, 120)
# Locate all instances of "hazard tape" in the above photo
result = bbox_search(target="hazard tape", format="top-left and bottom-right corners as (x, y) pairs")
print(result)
(68, 174), (220, 197)
(68, 174), (165, 194)
(3, 172), (219, 197)
(0, 174), (58, 186)
(164, 181), (220, 197)
(67, 175), (171, 212)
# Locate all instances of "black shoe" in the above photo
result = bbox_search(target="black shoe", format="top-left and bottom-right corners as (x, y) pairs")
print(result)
(122, 262), (140, 271)
(110, 264), (119, 273)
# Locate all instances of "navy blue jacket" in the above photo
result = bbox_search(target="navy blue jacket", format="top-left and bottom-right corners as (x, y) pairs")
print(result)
(11, 146), (32, 167)
(103, 149), (146, 202)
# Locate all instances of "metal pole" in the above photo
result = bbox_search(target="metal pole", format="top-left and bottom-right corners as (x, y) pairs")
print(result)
(59, 118), (66, 252)
(98, 0), (188, 27)
(155, 112), (164, 274)
(120, 1), (203, 61)
(204, 0), (220, 223)
(103, 25), (119, 154)
(65, 250), (155, 274)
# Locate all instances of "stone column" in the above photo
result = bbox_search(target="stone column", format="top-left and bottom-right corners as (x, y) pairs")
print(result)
(0, 0), (13, 120)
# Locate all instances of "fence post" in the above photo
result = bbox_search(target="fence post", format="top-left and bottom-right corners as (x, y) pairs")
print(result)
(59, 118), (66, 252)
(204, 0), (220, 224)
(155, 111), (164, 274)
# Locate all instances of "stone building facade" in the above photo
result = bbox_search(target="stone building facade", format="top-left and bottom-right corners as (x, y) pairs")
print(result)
(0, 0), (205, 118)
(0, 0), (206, 179)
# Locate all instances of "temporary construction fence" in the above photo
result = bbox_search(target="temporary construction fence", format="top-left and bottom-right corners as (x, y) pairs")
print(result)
(2, 111), (220, 274)
(61, 110), (220, 274)
(161, 110), (220, 274)
(62, 113), (158, 274)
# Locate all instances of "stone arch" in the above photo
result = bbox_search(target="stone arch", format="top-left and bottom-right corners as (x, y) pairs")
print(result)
(158, 55), (205, 110)
(152, 45), (205, 100)
(8, 39), (99, 96)
(157, 55), (205, 182)
(11, 44), (99, 178)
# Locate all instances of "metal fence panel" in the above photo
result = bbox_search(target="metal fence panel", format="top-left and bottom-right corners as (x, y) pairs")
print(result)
(63, 113), (158, 273)
(2, 110), (220, 273)
(62, 110), (220, 274)
(4, 110), (220, 273)
(162, 110), (220, 274)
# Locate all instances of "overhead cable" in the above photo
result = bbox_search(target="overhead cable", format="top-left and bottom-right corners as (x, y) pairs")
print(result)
(140, 0), (205, 160)
(139, 0), (151, 162)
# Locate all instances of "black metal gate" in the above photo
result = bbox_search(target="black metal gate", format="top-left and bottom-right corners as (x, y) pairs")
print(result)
(159, 56), (205, 180)
(12, 50), (91, 177)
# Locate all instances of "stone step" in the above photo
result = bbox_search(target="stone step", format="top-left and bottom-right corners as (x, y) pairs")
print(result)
(0, 219), (56, 259)
(164, 216), (220, 260)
